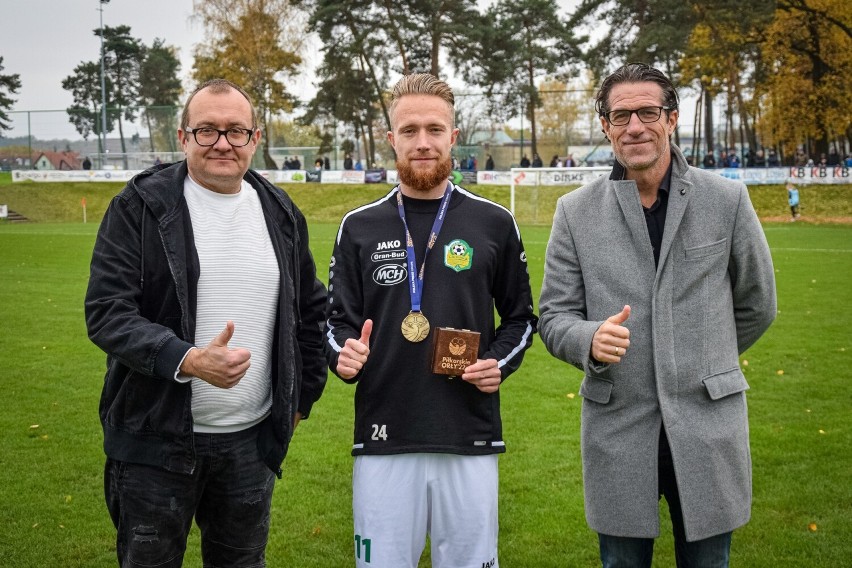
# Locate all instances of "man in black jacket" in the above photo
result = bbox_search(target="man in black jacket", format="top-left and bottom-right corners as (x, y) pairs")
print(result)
(85, 78), (327, 567)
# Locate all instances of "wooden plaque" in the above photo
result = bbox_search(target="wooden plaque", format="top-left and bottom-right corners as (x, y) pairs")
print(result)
(431, 327), (480, 376)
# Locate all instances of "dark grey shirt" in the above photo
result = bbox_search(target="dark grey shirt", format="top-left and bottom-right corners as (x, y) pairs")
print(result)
(644, 167), (671, 269)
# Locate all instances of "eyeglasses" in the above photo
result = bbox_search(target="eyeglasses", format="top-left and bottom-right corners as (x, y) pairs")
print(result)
(603, 106), (670, 126)
(184, 126), (255, 147)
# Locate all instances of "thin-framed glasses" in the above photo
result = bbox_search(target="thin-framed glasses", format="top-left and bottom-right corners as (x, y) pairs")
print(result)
(184, 126), (255, 147)
(603, 106), (670, 126)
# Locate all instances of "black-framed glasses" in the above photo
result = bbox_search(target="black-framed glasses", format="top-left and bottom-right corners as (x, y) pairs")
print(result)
(184, 126), (255, 147)
(603, 106), (670, 126)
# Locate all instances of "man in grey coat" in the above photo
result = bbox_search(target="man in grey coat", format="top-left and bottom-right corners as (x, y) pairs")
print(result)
(538, 63), (776, 567)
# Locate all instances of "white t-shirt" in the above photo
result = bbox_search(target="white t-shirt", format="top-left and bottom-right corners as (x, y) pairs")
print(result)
(183, 175), (280, 433)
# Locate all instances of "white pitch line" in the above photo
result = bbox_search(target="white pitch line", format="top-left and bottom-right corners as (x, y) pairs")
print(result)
(772, 247), (852, 253)
(521, 242), (852, 254)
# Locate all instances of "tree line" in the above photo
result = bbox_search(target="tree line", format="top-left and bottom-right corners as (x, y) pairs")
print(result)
(1, 0), (847, 168)
(59, 26), (182, 168)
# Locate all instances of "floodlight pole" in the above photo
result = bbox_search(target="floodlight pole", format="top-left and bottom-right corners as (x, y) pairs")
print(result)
(99, 0), (110, 169)
(519, 96), (525, 163)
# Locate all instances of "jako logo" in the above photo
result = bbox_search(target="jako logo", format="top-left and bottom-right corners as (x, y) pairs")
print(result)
(372, 264), (407, 286)
(376, 240), (401, 250)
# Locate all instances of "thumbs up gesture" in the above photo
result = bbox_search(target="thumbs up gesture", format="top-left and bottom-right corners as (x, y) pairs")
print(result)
(180, 321), (252, 388)
(591, 305), (631, 364)
(337, 319), (373, 379)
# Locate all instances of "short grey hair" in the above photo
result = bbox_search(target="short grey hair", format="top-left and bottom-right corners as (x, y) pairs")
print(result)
(180, 78), (257, 131)
(595, 63), (679, 117)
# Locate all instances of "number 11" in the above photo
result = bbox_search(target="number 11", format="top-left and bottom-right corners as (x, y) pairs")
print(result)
(354, 534), (372, 563)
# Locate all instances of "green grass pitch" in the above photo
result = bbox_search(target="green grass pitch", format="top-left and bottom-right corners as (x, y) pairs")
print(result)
(0, 201), (850, 566)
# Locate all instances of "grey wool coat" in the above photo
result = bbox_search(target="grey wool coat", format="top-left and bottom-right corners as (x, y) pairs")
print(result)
(538, 146), (776, 542)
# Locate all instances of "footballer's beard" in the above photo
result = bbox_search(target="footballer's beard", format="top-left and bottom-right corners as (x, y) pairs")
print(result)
(396, 155), (453, 194)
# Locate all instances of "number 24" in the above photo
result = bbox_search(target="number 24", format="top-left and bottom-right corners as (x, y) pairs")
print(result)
(371, 424), (387, 440)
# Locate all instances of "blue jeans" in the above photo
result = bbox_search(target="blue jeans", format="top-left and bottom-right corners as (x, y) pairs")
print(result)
(599, 532), (731, 568)
(105, 423), (275, 568)
(598, 452), (732, 568)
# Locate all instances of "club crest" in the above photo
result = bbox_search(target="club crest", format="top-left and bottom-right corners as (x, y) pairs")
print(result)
(444, 239), (473, 272)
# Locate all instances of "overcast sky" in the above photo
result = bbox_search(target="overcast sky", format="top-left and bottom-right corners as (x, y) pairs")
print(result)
(1, 0), (205, 138)
(4, 1), (203, 109)
(2, 0), (696, 141)
(2, 0), (585, 106)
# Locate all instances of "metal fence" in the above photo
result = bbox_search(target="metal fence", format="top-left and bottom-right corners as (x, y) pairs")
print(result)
(4, 106), (692, 173)
(2, 105), (616, 171)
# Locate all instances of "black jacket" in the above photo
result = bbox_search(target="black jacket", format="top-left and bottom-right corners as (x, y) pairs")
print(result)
(85, 162), (327, 476)
(325, 186), (537, 456)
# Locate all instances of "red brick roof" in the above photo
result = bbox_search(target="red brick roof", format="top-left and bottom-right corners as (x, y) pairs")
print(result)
(33, 150), (82, 170)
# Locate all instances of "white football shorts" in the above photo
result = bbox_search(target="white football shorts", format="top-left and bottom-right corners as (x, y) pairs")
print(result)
(352, 453), (499, 568)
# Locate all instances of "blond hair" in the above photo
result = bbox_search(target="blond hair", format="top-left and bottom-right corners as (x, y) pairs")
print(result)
(389, 73), (455, 127)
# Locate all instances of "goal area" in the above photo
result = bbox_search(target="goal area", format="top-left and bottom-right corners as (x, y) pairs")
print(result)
(508, 167), (609, 224)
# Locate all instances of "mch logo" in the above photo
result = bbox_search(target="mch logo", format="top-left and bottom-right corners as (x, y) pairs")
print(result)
(372, 263), (407, 286)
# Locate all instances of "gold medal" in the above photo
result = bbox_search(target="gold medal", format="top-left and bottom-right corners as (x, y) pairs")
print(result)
(401, 311), (430, 342)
